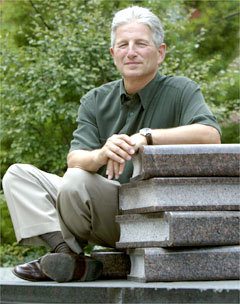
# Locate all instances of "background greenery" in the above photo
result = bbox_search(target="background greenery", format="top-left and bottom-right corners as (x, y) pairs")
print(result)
(0, 0), (239, 265)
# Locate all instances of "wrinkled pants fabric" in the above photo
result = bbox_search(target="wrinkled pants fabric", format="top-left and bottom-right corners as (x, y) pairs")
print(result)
(2, 164), (120, 254)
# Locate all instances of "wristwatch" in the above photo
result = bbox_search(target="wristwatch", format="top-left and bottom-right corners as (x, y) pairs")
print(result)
(139, 128), (153, 145)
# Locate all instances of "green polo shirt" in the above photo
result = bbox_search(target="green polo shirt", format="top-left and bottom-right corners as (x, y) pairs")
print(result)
(70, 72), (221, 184)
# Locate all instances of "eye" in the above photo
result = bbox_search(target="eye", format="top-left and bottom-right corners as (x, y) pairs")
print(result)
(136, 42), (147, 47)
(118, 43), (128, 48)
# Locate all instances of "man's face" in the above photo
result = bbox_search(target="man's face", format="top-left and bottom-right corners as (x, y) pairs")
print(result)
(110, 21), (166, 82)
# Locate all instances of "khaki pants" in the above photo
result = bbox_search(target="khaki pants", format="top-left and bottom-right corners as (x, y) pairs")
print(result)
(2, 164), (120, 254)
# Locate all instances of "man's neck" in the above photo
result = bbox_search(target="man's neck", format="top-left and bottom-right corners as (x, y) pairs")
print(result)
(123, 72), (158, 95)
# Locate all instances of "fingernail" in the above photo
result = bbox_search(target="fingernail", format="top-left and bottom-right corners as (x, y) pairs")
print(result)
(130, 149), (135, 154)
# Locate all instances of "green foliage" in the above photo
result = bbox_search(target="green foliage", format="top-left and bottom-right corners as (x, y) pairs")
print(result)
(0, 0), (36, 47)
(0, 242), (109, 267)
(184, 0), (239, 70)
(0, 243), (49, 267)
(1, 0), (238, 179)
(0, 191), (16, 244)
(1, 0), (120, 176)
(0, 0), (239, 247)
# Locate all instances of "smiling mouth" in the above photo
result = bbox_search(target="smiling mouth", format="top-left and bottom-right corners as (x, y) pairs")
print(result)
(125, 62), (141, 65)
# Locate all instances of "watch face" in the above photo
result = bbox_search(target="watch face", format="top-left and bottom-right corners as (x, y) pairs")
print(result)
(139, 128), (153, 145)
(140, 128), (151, 135)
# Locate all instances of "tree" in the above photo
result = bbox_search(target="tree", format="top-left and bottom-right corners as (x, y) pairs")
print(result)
(0, 0), (239, 244)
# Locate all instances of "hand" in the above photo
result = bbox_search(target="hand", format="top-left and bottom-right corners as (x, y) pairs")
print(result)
(97, 134), (135, 179)
(106, 133), (147, 180)
(130, 133), (148, 152)
(106, 159), (125, 180)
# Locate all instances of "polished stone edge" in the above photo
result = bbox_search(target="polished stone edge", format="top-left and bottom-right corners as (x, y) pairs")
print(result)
(1, 280), (240, 304)
(120, 177), (240, 213)
(127, 246), (240, 283)
(140, 144), (240, 155)
(121, 205), (240, 213)
(127, 177), (240, 187)
(116, 212), (240, 248)
(131, 144), (240, 180)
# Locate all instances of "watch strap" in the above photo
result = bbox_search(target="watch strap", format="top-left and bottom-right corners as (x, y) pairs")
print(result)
(145, 132), (153, 145)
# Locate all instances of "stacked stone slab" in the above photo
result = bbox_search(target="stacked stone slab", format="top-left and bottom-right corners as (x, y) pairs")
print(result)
(116, 144), (240, 282)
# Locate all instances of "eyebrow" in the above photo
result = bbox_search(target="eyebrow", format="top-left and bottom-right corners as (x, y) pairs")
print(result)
(116, 39), (150, 45)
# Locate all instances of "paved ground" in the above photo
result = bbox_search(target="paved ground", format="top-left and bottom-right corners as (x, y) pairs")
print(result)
(1, 267), (240, 304)
(1, 267), (240, 289)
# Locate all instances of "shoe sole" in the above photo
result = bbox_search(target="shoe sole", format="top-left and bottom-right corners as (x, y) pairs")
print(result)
(40, 253), (103, 282)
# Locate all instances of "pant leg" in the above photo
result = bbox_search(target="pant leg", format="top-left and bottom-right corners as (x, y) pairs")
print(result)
(57, 168), (120, 253)
(2, 164), (62, 246)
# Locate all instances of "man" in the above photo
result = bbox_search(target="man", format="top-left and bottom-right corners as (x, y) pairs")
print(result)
(3, 6), (221, 283)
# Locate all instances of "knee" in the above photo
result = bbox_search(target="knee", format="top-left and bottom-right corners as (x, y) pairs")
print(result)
(58, 168), (94, 196)
(2, 164), (26, 189)
(57, 169), (92, 211)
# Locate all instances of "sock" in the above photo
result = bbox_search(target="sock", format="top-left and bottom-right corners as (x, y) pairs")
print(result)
(40, 231), (72, 253)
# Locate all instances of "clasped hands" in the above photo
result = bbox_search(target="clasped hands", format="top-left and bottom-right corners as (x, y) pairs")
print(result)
(99, 133), (147, 180)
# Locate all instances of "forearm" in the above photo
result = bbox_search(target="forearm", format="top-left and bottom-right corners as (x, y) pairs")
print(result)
(67, 149), (103, 172)
(67, 134), (136, 172)
(151, 124), (221, 145)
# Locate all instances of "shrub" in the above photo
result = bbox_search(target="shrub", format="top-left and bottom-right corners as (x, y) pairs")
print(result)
(0, 0), (238, 247)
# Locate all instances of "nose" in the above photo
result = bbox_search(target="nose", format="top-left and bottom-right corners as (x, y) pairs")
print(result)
(127, 44), (137, 59)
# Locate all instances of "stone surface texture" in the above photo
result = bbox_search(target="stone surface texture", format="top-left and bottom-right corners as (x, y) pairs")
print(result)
(1, 274), (239, 304)
(91, 250), (130, 279)
(132, 144), (240, 180)
(127, 246), (240, 282)
(120, 177), (240, 213)
(116, 211), (240, 248)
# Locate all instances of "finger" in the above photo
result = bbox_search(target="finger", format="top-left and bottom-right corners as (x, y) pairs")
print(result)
(112, 134), (136, 146)
(106, 138), (135, 161)
(106, 159), (114, 180)
(113, 161), (120, 179)
(118, 162), (125, 176)
(113, 161), (126, 180)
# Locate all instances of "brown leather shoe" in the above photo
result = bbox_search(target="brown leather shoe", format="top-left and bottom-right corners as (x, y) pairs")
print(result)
(40, 252), (103, 282)
(12, 257), (52, 281)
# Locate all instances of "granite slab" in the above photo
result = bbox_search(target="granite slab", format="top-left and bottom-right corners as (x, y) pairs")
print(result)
(120, 177), (240, 213)
(127, 246), (240, 282)
(132, 144), (240, 180)
(91, 250), (130, 279)
(1, 275), (240, 304)
(116, 211), (240, 248)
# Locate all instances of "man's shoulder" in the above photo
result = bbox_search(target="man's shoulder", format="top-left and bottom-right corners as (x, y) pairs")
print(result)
(160, 74), (197, 90)
(84, 79), (121, 99)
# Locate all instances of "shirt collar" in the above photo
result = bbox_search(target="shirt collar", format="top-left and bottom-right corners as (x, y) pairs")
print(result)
(120, 72), (165, 109)
(138, 72), (165, 109)
(120, 80), (132, 103)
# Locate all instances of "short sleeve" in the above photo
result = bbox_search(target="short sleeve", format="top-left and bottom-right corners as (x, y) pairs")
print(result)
(179, 80), (221, 135)
(69, 92), (102, 152)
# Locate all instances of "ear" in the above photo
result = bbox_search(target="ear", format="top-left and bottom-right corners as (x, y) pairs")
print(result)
(157, 43), (166, 65)
(110, 47), (117, 66)
(110, 47), (114, 57)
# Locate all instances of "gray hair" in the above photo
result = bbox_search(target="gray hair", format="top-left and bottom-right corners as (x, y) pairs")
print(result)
(111, 6), (164, 48)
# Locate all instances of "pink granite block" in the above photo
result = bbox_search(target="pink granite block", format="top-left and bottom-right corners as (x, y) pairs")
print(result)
(132, 144), (240, 180)
(127, 246), (240, 282)
(116, 211), (240, 248)
(120, 177), (240, 213)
